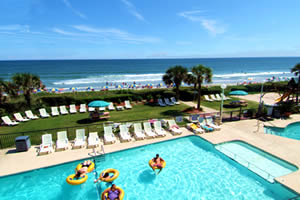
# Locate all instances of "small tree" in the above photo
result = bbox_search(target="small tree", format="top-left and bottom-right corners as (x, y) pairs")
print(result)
(162, 66), (188, 101)
(191, 65), (212, 110)
(291, 63), (300, 103)
(12, 73), (43, 107)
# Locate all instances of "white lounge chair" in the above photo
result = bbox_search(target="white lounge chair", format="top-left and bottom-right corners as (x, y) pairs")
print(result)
(205, 116), (221, 131)
(39, 108), (50, 118)
(79, 104), (87, 113)
(108, 102), (115, 111)
(221, 93), (231, 100)
(124, 100), (132, 109)
(69, 104), (77, 114)
(209, 94), (219, 101)
(73, 129), (86, 148)
(215, 94), (223, 101)
(51, 107), (60, 116)
(186, 123), (204, 134)
(133, 123), (146, 140)
(143, 122), (157, 138)
(104, 126), (116, 144)
(171, 97), (180, 105)
(119, 124), (132, 142)
(214, 94), (222, 101)
(25, 110), (39, 119)
(99, 107), (106, 111)
(167, 119), (182, 135)
(158, 99), (166, 107)
(14, 113), (30, 122)
(88, 132), (100, 147)
(1, 116), (19, 126)
(88, 107), (95, 112)
(154, 121), (167, 137)
(164, 98), (174, 106)
(56, 131), (68, 150)
(60, 105), (69, 115)
(39, 134), (54, 155)
(199, 117), (214, 132)
(204, 95), (213, 102)
(116, 106), (124, 111)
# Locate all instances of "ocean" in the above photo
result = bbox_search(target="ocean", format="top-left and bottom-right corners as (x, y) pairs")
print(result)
(0, 57), (298, 90)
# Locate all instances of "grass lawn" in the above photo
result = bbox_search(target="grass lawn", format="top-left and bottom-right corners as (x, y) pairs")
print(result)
(0, 104), (190, 135)
(200, 97), (259, 112)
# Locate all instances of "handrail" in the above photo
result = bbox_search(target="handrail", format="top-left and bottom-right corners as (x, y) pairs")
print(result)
(216, 145), (276, 182)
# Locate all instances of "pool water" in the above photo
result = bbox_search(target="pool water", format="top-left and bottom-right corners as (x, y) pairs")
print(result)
(0, 136), (298, 200)
(215, 141), (298, 183)
(264, 122), (300, 141)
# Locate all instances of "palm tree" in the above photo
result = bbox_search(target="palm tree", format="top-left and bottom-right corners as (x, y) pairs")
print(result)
(291, 63), (300, 103)
(191, 65), (212, 110)
(0, 79), (17, 105)
(162, 66), (188, 101)
(12, 73), (43, 107)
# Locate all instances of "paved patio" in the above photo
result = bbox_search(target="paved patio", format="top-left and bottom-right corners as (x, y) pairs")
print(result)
(1, 115), (300, 194)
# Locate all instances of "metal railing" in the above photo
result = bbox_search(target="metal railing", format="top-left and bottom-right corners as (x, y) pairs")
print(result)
(216, 145), (276, 182)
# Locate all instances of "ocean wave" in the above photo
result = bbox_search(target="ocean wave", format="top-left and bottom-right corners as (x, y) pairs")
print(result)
(53, 73), (163, 85)
(213, 71), (291, 78)
(53, 71), (292, 86)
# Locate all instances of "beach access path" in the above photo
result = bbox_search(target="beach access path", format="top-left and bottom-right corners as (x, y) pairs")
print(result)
(233, 92), (281, 105)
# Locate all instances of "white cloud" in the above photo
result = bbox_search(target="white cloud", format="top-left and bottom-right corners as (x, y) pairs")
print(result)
(178, 10), (226, 35)
(0, 24), (30, 32)
(71, 25), (159, 43)
(121, 0), (145, 21)
(52, 28), (79, 36)
(62, 0), (87, 19)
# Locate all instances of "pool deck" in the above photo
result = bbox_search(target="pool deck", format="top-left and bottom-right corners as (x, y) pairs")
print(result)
(1, 115), (300, 194)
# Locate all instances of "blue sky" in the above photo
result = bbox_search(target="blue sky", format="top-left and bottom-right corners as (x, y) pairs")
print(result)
(0, 0), (300, 60)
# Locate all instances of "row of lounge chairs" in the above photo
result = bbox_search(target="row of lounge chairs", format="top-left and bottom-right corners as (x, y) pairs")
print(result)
(1, 101), (134, 126)
(187, 116), (221, 134)
(38, 119), (182, 155)
(204, 94), (230, 102)
(158, 97), (180, 107)
(39, 129), (101, 154)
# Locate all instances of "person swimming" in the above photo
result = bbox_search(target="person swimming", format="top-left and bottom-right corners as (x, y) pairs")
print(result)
(74, 160), (92, 179)
(151, 154), (164, 174)
(94, 172), (113, 183)
(102, 184), (121, 200)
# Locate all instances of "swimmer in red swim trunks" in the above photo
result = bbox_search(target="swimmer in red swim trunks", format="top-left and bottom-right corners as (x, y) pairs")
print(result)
(151, 154), (164, 174)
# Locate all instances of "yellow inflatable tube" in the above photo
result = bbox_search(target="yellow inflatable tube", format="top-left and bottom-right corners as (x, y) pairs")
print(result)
(149, 159), (166, 169)
(66, 174), (88, 185)
(99, 168), (119, 182)
(101, 187), (124, 200)
(76, 161), (95, 173)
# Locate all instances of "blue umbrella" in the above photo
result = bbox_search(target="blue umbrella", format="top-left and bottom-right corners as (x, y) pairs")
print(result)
(88, 100), (110, 107)
(229, 90), (248, 96)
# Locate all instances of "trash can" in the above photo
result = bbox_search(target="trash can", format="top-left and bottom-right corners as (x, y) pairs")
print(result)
(15, 136), (31, 152)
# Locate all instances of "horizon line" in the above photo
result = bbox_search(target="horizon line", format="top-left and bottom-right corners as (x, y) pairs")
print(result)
(1, 55), (300, 62)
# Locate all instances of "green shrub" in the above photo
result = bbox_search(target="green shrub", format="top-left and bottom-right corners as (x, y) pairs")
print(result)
(146, 94), (153, 101)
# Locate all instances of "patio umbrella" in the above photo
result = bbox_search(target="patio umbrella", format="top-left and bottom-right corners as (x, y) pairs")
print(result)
(229, 90), (248, 96)
(51, 88), (58, 92)
(88, 100), (110, 107)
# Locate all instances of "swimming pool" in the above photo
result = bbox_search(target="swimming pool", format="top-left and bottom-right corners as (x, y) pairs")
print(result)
(0, 136), (298, 200)
(264, 121), (300, 141)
